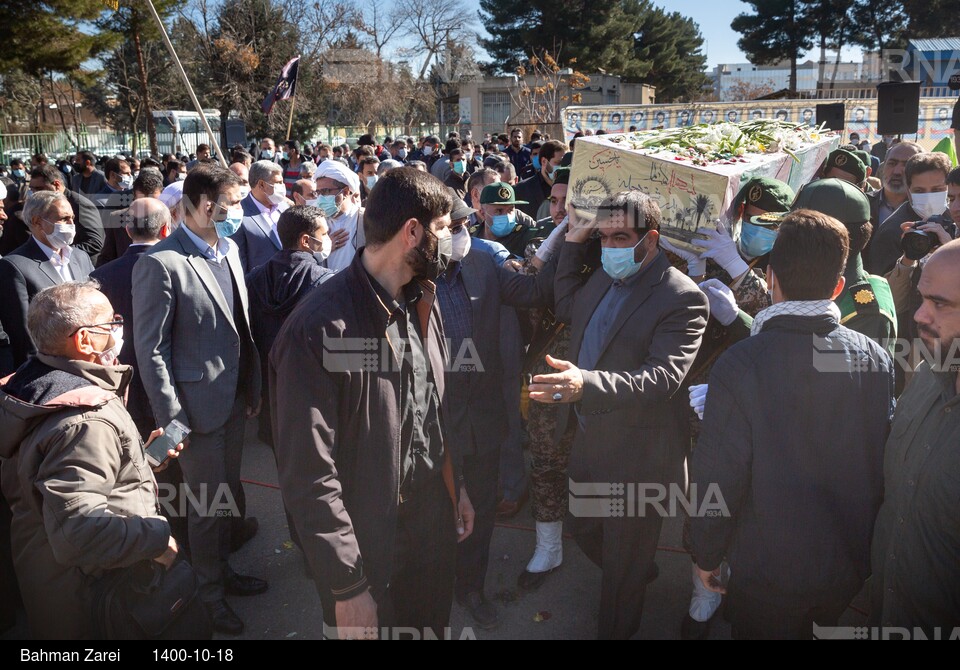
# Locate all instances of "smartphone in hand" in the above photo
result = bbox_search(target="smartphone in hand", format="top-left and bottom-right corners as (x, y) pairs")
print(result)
(145, 419), (191, 468)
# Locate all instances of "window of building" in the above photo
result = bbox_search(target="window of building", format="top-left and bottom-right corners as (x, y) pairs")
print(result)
(481, 91), (512, 128)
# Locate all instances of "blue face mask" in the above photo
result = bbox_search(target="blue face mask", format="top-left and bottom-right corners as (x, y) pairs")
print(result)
(215, 207), (243, 238)
(491, 213), (516, 238)
(453, 160), (466, 175)
(532, 156), (541, 171)
(12, 169), (24, 178)
(738, 221), (779, 259)
(318, 194), (340, 217)
(601, 233), (650, 281)
(282, 151), (290, 161)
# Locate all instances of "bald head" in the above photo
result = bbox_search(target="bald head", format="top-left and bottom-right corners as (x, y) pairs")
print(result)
(229, 162), (249, 185)
(125, 197), (170, 242)
(292, 178), (317, 200)
(914, 239), (960, 357)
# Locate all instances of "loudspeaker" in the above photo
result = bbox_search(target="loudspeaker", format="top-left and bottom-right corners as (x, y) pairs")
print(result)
(816, 103), (846, 131)
(877, 82), (921, 136)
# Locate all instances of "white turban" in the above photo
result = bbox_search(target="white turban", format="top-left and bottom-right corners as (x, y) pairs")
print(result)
(315, 159), (360, 194)
(0, 180), (6, 201)
(159, 180), (184, 208)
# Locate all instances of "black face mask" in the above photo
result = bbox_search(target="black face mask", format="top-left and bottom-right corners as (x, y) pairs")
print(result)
(410, 225), (452, 281)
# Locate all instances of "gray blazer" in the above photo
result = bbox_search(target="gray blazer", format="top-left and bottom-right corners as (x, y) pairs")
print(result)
(132, 224), (261, 434)
(231, 193), (283, 272)
(554, 242), (708, 486)
(0, 238), (94, 367)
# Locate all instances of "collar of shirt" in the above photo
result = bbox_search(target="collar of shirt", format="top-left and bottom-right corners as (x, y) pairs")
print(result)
(33, 235), (71, 267)
(364, 268), (423, 326)
(182, 223), (233, 262)
(252, 194), (285, 218)
(441, 261), (462, 282)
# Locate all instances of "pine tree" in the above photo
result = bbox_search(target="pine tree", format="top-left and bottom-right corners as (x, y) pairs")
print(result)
(732, 0), (814, 96)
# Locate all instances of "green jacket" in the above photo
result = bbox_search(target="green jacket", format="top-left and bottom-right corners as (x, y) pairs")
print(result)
(835, 254), (898, 358)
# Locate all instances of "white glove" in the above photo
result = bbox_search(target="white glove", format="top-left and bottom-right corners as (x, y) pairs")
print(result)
(699, 278), (740, 327)
(535, 220), (568, 263)
(661, 237), (706, 277)
(698, 222), (750, 279)
(689, 384), (709, 421)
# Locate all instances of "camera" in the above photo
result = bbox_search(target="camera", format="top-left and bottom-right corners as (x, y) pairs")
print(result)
(901, 215), (957, 261)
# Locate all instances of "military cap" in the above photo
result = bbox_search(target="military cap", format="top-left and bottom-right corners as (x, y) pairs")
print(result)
(825, 148), (867, 183)
(480, 182), (529, 206)
(735, 177), (796, 213)
(791, 178), (871, 227)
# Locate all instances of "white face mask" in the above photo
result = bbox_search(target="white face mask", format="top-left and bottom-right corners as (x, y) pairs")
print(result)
(450, 227), (472, 262)
(422, 146), (433, 157)
(267, 182), (286, 205)
(119, 174), (134, 190)
(45, 221), (76, 250)
(910, 191), (948, 220)
(177, 172), (186, 181)
(319, 234), (333, 260)
(91, 325), (124, 366)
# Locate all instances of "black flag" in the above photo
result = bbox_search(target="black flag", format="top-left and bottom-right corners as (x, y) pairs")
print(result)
(262, 56), (300, 116)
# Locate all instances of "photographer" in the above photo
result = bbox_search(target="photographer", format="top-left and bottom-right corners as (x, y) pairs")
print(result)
(868, 152), (951, 275)
(885, 166), (960, 388)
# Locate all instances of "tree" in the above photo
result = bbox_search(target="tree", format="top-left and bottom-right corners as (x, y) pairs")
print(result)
(801, 0), (854, 86)
(726, 78), (780, 101)
(509, 51), (589, 127)
(631, 5), (711, 102)
(849, 0), (906, 57)
(0, 1), (116, 76)
(732, 0), (814, 96)
(478, 0), (709, 102)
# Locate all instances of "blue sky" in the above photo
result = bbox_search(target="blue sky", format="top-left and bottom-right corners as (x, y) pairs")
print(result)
(467, 0), (862, 69)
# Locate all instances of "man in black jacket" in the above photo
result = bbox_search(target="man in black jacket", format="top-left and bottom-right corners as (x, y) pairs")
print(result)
(690, 210), (895, 639)
(246, 206), (334, 446)
(271, 168), (475, 639)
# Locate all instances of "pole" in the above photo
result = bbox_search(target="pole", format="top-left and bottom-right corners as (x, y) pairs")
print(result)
(286, 96), (297, 141)
(142, 0), (228, 167)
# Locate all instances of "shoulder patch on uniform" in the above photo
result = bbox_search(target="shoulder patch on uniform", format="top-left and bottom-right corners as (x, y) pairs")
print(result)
(854, 288), (876, 305)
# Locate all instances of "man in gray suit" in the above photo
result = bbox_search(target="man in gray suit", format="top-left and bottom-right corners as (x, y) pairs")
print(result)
(133, 164), (266, 635)
(231, 160), (288, 272)
(530, 190), (708, 639)
(0, 191), (95, 368)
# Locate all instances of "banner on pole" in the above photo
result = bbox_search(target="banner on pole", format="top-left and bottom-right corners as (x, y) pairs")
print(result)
(262, 56), (300, 116)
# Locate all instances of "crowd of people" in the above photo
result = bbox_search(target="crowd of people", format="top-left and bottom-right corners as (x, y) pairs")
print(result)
(0, 125), (957, 640)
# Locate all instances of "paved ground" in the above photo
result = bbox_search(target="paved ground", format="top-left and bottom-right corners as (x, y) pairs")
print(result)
(3, 417), (872, 640)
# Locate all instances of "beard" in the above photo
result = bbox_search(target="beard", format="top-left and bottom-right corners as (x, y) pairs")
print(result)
(407, 229), (439, 280)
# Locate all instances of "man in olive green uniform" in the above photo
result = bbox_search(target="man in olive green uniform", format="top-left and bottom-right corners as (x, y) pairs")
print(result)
(791, 179), (897, 357)
(470, 182), (555, 259)
(822, 148), (868, 190)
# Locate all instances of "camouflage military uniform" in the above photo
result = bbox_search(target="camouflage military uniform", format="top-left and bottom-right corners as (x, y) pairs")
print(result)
(524, 239), (601, 523)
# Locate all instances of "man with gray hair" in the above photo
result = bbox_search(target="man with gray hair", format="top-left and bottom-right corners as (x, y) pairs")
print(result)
(232, 159), (288, 272)
(0, 281), (181, 639)
(91, 198), (170, 438)
(0, 190), (95, 367)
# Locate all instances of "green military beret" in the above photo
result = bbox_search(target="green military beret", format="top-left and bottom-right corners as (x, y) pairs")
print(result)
(735, 177), (796, 213)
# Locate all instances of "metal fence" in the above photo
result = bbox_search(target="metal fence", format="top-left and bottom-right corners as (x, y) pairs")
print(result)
(0, 130), (138, 164)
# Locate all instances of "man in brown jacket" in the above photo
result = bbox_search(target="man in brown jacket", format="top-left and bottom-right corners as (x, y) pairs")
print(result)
(0, 281), (178, 639)
(271, 168), (474, 640)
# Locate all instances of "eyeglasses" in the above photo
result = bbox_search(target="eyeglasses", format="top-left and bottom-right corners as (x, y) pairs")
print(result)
(70, 314), (123, 337)
(317, 187), (345, 196)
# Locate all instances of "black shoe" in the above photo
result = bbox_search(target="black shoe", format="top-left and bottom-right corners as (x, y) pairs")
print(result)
(224, 572), (269, 597)
(517, 565), (560, 591)
(206, 599), (244, 636)
(680, 613), (712, 641)
(457, 592), (499, 630)
(230, 517), (259, 553)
